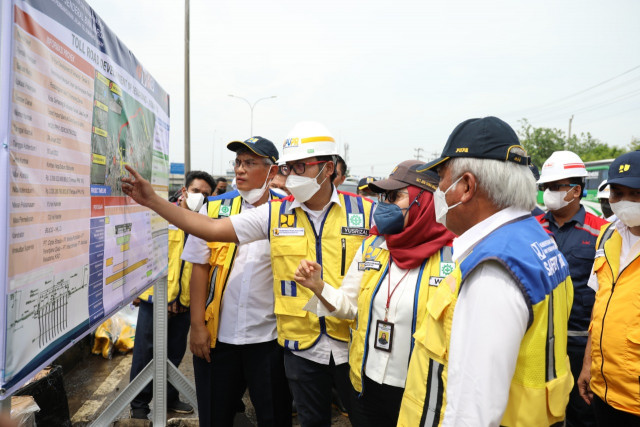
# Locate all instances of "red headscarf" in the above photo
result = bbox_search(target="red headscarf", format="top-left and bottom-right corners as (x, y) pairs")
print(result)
(370, 186), (456, 269)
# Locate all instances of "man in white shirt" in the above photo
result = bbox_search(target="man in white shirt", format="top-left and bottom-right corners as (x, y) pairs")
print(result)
(122, 122), (375, 427)
(182, 137), (290, 426)
(397, 116), (573, 426)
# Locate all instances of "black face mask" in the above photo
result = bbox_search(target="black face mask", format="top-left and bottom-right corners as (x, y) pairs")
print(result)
(217, 188), (226, 195)
(600, 199), (613, 218)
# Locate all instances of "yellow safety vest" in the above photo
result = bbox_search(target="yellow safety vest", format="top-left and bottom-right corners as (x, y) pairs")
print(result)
(139, 226), (192, 307)
(590, 223), (640, 415)
(398, 215), (574, 427)
(202, 192), (244, 348)
(348, 235), (454, 393)
(269, 192), (374, 351)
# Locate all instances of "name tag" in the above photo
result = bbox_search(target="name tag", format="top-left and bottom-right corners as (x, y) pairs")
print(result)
(341, 227), (369, 236)
(358, 260), (382, 271)
(429, 276), (445, 286)
(273, 227), (305, 237)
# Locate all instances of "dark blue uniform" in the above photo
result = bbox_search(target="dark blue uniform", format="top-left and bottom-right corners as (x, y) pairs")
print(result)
(537, 206), (608, 427)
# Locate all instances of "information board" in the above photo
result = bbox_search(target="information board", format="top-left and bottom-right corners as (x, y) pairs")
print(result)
(0, 0), (170, 395)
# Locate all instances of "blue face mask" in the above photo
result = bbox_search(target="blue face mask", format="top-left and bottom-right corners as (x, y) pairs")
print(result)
(373, 202), (409, 235)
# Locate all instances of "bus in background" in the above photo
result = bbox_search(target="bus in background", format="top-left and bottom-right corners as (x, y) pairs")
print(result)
(536, 158), (615, 217)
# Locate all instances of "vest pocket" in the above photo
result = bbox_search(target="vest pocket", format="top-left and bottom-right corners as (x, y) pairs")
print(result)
(207, 241), (230, 266)
(274, 294), (308, 318)
(625, 329), (640, 375)
(423, 284), (454, 360)
(546, 356), (573, 417)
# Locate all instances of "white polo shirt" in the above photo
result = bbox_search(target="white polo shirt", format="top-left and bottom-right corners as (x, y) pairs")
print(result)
(181, 201), (277, 344)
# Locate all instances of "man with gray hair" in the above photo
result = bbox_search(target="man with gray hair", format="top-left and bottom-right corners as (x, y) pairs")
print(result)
(397, 117), (574, 426)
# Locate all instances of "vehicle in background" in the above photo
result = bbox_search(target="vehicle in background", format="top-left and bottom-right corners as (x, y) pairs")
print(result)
(536, 158), (615, 217)
(338, 177), (359, 194)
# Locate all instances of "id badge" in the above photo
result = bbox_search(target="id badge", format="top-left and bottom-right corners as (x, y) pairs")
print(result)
(374, 320), (394, 353)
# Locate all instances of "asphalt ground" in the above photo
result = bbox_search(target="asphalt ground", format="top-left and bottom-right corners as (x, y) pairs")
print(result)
(61, 333), (351, 426)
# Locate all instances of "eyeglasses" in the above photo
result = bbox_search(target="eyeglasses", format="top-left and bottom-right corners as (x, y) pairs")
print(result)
(539, 183), (578, 192)
(230, 159), (268, 170)
(279, 161), (328, 176)
(382, 190), (409, 203)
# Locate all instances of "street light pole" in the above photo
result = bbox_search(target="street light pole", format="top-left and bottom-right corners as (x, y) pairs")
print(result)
(228, 94), (277, 136)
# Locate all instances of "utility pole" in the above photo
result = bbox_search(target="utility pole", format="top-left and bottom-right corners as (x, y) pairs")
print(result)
(414, 147), (424, 161)
(184, 0), (191, 172)
(568, 115), (574, 140)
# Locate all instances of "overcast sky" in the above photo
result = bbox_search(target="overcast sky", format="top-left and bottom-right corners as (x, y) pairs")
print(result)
(86, 0), (640, 177)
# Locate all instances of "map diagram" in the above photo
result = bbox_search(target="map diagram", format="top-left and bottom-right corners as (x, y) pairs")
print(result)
(90, 72), (155, 195)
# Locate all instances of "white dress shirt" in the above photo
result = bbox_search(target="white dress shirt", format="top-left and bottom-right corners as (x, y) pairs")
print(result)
(443, 207), (529, 427)
(181, 201), (277, 344)
(231, 188), (351, 365)
(305, 238), (420, 387)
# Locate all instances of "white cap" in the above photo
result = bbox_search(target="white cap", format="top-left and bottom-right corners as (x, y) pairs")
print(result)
(537, 151), (588, 184)
(279, 121), (338, 164)
(596, 180), (610, 199)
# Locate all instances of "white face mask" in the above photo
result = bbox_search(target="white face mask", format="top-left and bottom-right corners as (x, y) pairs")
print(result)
(186, 192), (205, 212)
(543, 188), (572, 211)
(238, 167), (273, 205)
(286, 163), (327, 203)
(434, 176), (463, 227)
(610, 200), (640, 227)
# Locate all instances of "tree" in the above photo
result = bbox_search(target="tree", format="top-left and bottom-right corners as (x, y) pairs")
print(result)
(517, 119), (626, 167)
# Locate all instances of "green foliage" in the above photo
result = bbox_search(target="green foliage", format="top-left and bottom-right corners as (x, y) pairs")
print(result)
(517, 119), (627, 167)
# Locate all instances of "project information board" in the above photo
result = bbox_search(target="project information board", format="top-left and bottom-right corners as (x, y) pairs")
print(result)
(0, 0), (170, 395)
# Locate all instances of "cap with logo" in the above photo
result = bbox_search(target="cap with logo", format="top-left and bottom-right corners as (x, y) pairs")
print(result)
(358, 177), (375, 191)
(415, 116), (529, 172)
(600, 150), (640, 190)
(537, 151), (587, 184)
(227, 136), (279, 163)
(369, 159), (439, 193)
(280, 121), (338, 164)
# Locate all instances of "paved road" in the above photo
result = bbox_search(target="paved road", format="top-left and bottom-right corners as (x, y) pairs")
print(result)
(62, 333), (350, 426)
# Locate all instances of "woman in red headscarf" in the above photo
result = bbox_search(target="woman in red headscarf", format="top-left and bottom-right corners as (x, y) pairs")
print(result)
(295, 160), (456, 427)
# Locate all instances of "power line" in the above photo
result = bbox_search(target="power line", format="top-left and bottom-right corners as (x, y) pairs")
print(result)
(504, 64), (640, 118)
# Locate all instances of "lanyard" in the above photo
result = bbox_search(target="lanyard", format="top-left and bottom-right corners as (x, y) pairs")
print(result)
(385, 260), (410, 321)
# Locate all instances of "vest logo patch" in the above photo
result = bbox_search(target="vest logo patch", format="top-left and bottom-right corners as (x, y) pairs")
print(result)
(273, 227), (305, 237)
(439, 262), (455, 277)
(429, 276), (445, 286)
(218, 205), (231, 217)
(358, 260), (381, 271)
(280, 214), (295, 227)
(341, 227), (369, 236)
(347, 213), (364, 228)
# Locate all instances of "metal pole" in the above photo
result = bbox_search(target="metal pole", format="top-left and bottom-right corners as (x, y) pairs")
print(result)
(568, 114), (574, 140)
(184, 0), (191, 172)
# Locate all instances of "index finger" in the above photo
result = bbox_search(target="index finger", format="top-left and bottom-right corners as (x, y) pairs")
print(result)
(124, 165), (142, 180)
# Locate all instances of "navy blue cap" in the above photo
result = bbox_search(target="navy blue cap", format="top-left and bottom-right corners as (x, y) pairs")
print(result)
(358, 177), (376, 191)
(416, 116), (529, 172)
(600, 150), (640, 190)
(227, 136), (279, 163)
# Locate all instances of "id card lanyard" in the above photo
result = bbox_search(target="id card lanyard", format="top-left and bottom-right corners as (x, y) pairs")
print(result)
(375, 260), (410, 353)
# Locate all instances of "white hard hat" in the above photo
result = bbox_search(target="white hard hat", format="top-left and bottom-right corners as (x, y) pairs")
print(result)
(537, 151), (588, 184)
(279, 121), (338, 164)
(596, 180), (610, 199)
